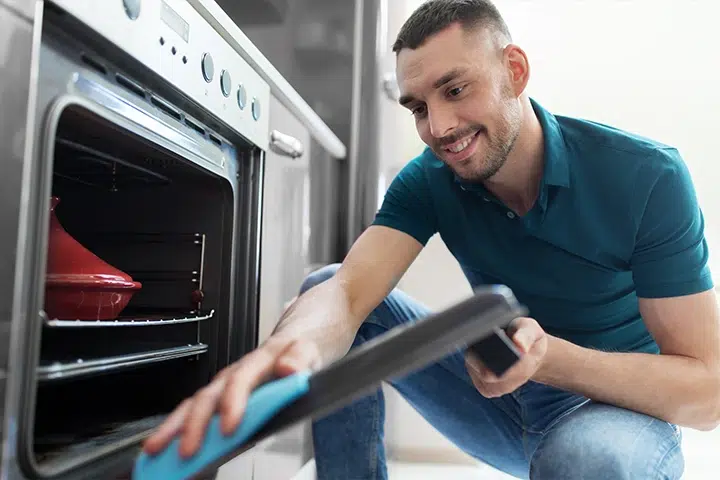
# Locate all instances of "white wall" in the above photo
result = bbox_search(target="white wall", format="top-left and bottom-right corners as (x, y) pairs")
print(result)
(496, 0), (720, 278)
(379, 0), (720, 475)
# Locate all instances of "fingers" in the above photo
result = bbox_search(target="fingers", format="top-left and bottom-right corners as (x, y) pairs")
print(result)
(218, 338), (321, 435)
(466, 317), (548, 399)
(218, 345), (284, 435)
(143, 338), (284, 457)
(509, 317), (544, 353)
(143, 399), (192, 454)
(465, 352), (498, 383)
(144, 337), (322, 460)
(465, 356), (506, 398)
(179, 376), (229, 457)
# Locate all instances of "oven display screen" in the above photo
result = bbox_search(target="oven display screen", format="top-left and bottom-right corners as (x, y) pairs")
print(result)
(161, 1), (190, 43)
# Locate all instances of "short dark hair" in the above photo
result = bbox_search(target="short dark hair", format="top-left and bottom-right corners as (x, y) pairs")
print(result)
(392, 0), (512, 54)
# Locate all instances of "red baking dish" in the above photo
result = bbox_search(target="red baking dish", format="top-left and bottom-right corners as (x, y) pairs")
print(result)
(44, 196), (142, 320)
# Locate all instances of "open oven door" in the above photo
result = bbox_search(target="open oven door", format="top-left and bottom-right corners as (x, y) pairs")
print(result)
(133, 286), (526, 480)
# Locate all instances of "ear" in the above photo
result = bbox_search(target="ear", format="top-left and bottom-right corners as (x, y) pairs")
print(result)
(503, 44), (530, 96)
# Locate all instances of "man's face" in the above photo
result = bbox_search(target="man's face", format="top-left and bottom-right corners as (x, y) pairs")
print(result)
(397, 23), (523, 182)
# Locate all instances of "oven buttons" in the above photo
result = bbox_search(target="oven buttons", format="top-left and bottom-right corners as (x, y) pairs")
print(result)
(252, 97), (261, 121)
(201, 53), (214, 83)
(220, 70), (232, 97)
(123, 0), (141, 20)
(237, 84), (247, 110)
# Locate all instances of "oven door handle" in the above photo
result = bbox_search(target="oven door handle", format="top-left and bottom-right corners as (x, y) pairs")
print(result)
(269, 130), (304, 159)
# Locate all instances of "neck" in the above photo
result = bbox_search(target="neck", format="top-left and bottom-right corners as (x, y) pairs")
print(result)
(482, 96), (545, 215)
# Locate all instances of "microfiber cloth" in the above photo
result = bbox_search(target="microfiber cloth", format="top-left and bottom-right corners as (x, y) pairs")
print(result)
(132, 371), (311, 480)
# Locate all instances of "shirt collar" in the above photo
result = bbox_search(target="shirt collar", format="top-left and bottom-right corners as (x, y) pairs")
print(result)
(532, 98), (570, 189)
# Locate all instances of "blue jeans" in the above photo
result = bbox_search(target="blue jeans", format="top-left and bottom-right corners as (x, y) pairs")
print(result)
(300, 264), (684, 480)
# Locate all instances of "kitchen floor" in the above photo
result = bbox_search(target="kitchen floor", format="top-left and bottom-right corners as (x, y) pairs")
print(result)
(290, 459), (512, 480)
(225, 426), (719, 480)
(289, 436), (720, 479)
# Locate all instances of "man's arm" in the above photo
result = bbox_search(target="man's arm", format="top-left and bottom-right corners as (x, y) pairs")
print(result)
(535, 148), (720, 430)
(271, 154), (437, 365)
(270, 225), (424, 365)
(534, 289), (720, 430)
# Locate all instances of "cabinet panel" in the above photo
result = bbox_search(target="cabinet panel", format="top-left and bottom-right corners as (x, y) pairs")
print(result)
(253, 448), (308, 480)
(254, 95), (314, 480)
(216, 448), (255, 479)
(258, 95), (312, 344)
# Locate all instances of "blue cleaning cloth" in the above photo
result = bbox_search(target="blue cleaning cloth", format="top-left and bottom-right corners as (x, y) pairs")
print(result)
(132, 371), (311, 480)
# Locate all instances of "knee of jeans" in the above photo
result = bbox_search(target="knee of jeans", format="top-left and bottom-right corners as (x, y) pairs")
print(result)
(299, 263), (342, 295)
(529, 419), (684, 480)
(530, 433), (625, 479)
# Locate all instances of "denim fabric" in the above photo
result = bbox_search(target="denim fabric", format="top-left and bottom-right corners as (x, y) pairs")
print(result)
(300, 264), (684, 480)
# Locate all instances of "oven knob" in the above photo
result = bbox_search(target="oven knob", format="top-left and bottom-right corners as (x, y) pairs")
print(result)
(220, 70), (232, 97)
(201, 53), (214, 83)
(237, 84), (247, 110)
(123, 0), (141, 20)
(252, 97), (261, 121)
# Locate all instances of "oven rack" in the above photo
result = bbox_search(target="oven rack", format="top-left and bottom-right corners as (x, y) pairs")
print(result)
(54, 137), (173, 191)
(35, 410), (253, 475)
(37, 343), (208, 382)
(35, 414), (166, 471)
(42, 309), (214, 328)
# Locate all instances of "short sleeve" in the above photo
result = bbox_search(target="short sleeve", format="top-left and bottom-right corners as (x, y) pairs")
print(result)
(372, 157), (438, 246)
(630, 149), (714, 298)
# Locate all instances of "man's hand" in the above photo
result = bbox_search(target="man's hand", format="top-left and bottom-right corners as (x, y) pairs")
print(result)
(465, 317), (547, 397)
(143, 337), (322, 458)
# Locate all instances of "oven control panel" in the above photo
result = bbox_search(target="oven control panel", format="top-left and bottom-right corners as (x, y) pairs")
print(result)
(49, 0), (271, 151)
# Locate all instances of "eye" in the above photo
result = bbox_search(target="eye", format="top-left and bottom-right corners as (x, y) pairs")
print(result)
(448, 86), (464, 97)
(411, 105), (427, 117)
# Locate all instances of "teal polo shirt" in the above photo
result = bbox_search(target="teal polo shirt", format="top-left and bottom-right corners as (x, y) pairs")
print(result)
(373, 99), (714, 353)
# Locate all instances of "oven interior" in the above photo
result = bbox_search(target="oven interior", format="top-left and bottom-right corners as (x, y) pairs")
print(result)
(27, 103), (237, 475)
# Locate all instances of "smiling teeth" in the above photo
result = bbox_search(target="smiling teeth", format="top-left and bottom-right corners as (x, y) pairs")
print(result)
(449, 137), (472, 153)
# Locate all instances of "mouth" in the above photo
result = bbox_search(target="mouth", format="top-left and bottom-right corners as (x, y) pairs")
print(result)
(441, 130), (482, 163)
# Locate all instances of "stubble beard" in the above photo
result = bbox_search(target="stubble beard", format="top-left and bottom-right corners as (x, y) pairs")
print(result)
(453, 99), (522, 183)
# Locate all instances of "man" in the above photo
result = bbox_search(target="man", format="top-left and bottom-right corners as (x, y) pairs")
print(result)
(145, 0), (720, 478)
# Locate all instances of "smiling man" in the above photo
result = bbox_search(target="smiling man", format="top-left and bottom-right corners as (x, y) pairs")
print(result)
(145, 1), (720, 479)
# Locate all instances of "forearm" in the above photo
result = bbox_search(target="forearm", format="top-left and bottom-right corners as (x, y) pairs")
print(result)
(270, 277), (361, 365)
(534, 335), (720, 430)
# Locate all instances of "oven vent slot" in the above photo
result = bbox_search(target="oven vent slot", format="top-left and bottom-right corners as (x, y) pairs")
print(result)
(150, 95), (182, 121)
(184, 117), (206, 137)
(208, 133), (222, 147)
(115, 73), (146, 99)
(80, 53), (107, 76)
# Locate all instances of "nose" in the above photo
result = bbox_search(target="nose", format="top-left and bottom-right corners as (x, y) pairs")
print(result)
(427, 105), (458, 139)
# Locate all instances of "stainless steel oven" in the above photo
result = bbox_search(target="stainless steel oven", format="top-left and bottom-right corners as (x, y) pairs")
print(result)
(0, 0), (272, 478)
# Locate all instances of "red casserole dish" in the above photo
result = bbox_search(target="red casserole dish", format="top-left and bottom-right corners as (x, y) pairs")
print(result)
(44, 196), (142, 320)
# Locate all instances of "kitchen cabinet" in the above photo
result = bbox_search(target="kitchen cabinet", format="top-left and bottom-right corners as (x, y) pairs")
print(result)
(216, 450), (255, 480)
(258, 94), (312, 345)
(253, 93), (314, 477)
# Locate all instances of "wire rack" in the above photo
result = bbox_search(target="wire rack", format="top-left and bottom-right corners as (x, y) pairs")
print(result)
(37, 343), (208, 382)
(53, 138), (172, 191)
(43, 309), (214, 328)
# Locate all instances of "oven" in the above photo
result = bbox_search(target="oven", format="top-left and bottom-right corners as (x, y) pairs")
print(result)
(0, 0), (271, 478)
